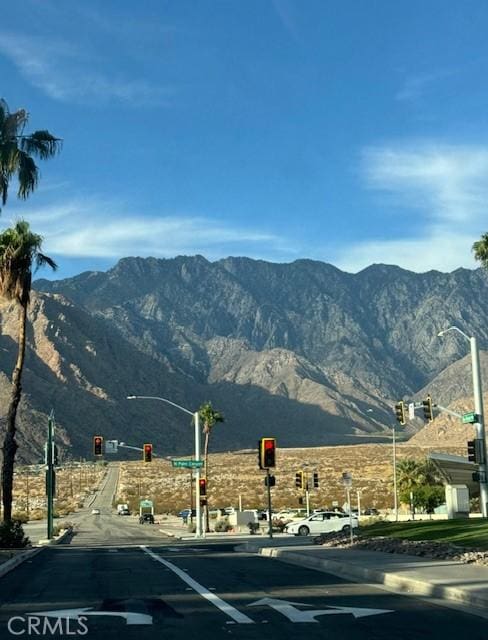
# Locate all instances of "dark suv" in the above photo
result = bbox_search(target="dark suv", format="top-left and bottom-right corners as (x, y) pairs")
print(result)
(139, 513), (155, 524)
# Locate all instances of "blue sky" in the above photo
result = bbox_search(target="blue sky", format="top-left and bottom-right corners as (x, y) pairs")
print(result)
(1, 0), (488, 279)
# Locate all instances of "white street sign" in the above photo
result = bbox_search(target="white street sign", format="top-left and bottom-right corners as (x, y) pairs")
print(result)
(105, 440), (118, 454)
(408, 403), (415, 420)
(248, 598), (393, 622)
(29, 608), (152, 625)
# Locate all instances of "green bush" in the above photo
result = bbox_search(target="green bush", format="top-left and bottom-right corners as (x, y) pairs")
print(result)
(0, 520), (30, 548)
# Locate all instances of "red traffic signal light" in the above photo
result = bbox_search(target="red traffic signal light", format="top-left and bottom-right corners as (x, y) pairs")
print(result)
(143, 443), (153, 463)
(259, 437), (276, 469)
(199, 478), (207, 496)
(93, 436), (103, 456)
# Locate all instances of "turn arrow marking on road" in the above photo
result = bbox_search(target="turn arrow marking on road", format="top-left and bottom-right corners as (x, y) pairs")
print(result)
(29, 608), (153, 625)
(248, 598), (393, 622)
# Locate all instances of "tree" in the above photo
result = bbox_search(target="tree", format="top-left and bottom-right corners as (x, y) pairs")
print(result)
(397, 457), (442, 514)
(0, 98), (61, 211)
(473, 233), (488, 269)
(0, 221), (57, 522)
(198, 401), (224, 532)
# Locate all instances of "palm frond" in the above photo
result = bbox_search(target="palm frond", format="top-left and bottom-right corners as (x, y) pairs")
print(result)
(16, 152), (38, 200)
(21, 131), (62, 159)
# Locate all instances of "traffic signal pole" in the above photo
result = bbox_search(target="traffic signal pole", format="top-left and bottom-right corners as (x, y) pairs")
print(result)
(266, 469), (273, 539)
(46, 411), (55, 540)
(471, 336), (488, 518)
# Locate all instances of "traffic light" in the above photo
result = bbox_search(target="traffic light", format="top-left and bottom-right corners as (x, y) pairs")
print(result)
(93, 436), (103, 456)
(259, 437), (276, 469)
(313, 472), (319, 488)
(467, 439), (484, 464)
(143, 443), (153, 463)
(422, 395), (434, 422)
(394, 401), (406, 425)
(199, 478), (207, 496)
(295, 471), (303, 489)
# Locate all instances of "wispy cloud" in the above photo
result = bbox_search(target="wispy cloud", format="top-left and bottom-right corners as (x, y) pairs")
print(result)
(0, 31), (173, 105)
(334, 142), (488, 273)
(396, 69), (456, 102)
(1, 198), (287, 261)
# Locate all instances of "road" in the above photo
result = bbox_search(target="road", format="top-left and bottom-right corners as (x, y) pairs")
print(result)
(2, 464), (485, 639)
(24, 464), (167, 547)
(1, 541), (487, 639)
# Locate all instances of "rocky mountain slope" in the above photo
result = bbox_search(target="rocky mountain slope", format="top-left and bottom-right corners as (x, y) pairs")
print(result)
(0, 256), (486, 461)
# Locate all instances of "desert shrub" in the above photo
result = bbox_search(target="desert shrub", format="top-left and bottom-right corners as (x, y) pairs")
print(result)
(214, 518), (232, 532)
(0, 520), (30, 548)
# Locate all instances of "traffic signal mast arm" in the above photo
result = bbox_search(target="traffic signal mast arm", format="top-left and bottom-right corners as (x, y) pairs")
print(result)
(415, 402), (463, 420)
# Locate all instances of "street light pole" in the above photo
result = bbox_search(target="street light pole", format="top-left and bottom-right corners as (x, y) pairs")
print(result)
(438, 327), (488, 517)
(392, 425), (398, 522)
(127, 395), (203, 538)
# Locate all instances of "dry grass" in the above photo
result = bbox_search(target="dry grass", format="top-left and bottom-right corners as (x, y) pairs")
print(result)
(117, 442), (464, 514)
(11, 463), (106, 520)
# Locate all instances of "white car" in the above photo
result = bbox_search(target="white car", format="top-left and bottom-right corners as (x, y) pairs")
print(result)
(284, 511), (359, 536)
(91, 508), (100, 515)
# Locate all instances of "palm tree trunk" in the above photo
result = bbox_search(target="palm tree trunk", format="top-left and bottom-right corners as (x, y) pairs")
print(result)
(204, 431), (210, 533)
(1, 303), (27, 522)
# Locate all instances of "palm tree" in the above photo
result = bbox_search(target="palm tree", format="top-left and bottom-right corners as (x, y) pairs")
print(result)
(0, 221), (57, 522)
(198, 401), (224, 532)
(473, 233), (488, 269)
(0, 98), (61, 211)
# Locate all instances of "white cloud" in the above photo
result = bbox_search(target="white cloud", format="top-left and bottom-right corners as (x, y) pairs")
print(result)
(1, 199), (286, 261)
(334, 228), (479, 274)
(332, 142), (488, 273)
(0, 31), (173, 105)
(362, 143), (488, 223)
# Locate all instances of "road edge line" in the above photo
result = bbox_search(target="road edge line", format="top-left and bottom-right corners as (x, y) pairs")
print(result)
(0, 547), (44, 579)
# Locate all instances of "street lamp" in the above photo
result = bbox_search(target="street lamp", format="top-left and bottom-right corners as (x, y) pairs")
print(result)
(437, 326), (488, 517)
(126, 395), (203, 537)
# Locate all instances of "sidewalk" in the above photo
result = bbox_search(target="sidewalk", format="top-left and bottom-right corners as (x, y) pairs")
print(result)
(240, 539), (488, 615)
(158, 516), (289, 541)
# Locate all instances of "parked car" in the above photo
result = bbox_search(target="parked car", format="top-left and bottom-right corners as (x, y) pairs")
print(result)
(363, 508), (379, 516)
(118, 508), (130, 516)
(178, 509), (196, 521)
(139, 513), (155, 524)
(284, 511), (359, 536)
(91, 508), (100, 515)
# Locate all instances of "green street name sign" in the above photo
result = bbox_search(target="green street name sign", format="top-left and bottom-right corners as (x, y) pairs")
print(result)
(139, 499), (153, 507)
(171, 459), (204, 469)
(462, 412), (478, 424)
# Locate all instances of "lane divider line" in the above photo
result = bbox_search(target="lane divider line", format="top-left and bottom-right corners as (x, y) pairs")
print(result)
(140, 546), (254, 624)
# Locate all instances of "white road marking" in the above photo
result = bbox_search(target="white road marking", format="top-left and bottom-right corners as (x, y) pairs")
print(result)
(248, 598), (393, 622)
(29, 608), (152, 625)
(140, 546), (254, 624)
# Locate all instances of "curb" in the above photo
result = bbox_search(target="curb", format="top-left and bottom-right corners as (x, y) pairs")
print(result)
(245, 545), (488, 612)
(158, 529), (181, 539)
(0, 547), (44, 579)
(38, 528), (73, 546)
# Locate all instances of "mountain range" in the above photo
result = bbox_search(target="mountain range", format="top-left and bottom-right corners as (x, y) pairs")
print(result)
(0, 255), (487, 462)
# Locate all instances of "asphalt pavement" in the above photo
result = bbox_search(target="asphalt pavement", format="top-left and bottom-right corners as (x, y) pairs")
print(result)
(1, 540), (487, 639)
